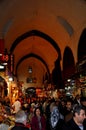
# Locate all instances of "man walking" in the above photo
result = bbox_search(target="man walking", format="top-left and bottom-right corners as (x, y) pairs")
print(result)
(10, 110), (29, 130)
(62, 104), (86, 130)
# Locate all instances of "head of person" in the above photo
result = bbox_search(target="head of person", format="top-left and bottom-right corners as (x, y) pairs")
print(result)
(15, 110), (27, 125)
(50, 104), (61, 128)
(61, 99), (66, 107)
(31, 103), (36, 112)
(34, 107), (42, 117)
(66, 99), (73, 111)
(80, 97), (86, 108)
(73, 104), (86, 125)
(75, 94), (81, 100)
(3, 118), (11, 126)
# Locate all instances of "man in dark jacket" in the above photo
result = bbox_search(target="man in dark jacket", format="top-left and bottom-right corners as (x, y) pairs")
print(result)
(62, 104), (86, 130)
(11, 110), (29, 130)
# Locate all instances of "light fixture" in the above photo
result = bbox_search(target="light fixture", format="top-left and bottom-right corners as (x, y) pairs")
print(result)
(0, 48), (8, 70)
(9, 76), (13, 82)
(0, 54), (2, 56)
(0, 64), (4, 69)
(28, 66), (32, 73)
(67, 79), (71, 82)
(2, 62), (7, 66)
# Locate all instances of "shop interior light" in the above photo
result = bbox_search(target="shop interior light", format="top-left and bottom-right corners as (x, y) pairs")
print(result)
(2, 62), (7, 65)
(9, 76), (13, 82)
(0, 64), (4, 69)
(0, 53), (2, 56)
(67, 79), (71, 82)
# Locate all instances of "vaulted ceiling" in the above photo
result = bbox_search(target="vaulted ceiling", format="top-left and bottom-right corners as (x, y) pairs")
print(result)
(0, 0), (86, 88)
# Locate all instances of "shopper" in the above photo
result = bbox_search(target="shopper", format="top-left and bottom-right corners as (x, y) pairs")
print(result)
(12, 98), (21, 113)
(10, 110), (29, 130)
(31, 107), (46, 130)
(64, 99), (73, 122)
(62, 104), (86, 130)
(47, 102), (64, 130)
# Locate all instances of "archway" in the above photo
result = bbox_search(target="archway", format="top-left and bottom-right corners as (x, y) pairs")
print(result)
(78, 28), (86, 61)
(63, 46), (75, 80)
(76, 29), (86, 96)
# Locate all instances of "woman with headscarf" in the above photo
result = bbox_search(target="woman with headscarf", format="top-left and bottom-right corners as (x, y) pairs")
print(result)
(47, 102), (64, 130)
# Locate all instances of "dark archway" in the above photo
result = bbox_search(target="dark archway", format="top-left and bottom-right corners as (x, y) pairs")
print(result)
(78, 28), (86, 61)
(76, 28), (86, 81)
(63, 46), (75, 80)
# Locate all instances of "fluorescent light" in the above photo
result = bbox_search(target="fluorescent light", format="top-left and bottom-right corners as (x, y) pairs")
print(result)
(0, 65), (4, 69)
(2, 62), (7, 65)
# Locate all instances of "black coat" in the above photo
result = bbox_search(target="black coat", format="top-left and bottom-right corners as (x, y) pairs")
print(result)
(47, 119), (65, 130)
(11, 123), (29, 130)
(62, 118), (86, 130)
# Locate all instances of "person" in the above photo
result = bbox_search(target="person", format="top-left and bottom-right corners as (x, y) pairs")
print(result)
(0, 117), (11, 130)
(28, 103), (35, 123)
(10, 110), (29, 130)
(64, 99), (73, 122)
(12, 98), (21, 113)
(58, 99), (66, 117)
(80, 97), (86, 127)
(80, 96), (86, 110)
(47, 101), (64, 130)
(3, 96), (11, 115)
(74, 94), (81, 105)
(62, 104), (86, 130)
(31, 107), (46, 130)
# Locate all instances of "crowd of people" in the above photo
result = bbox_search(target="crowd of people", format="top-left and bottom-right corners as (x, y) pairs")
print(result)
(0, 94), (86, 130)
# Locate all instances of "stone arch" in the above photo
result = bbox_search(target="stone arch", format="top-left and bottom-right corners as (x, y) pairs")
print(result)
(10, 30), (61, 59)
(78, 28), (86, 61)
(10, 30), (61, 82)
(63, 46), (75, 80)
(16, 53), (50, 76)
